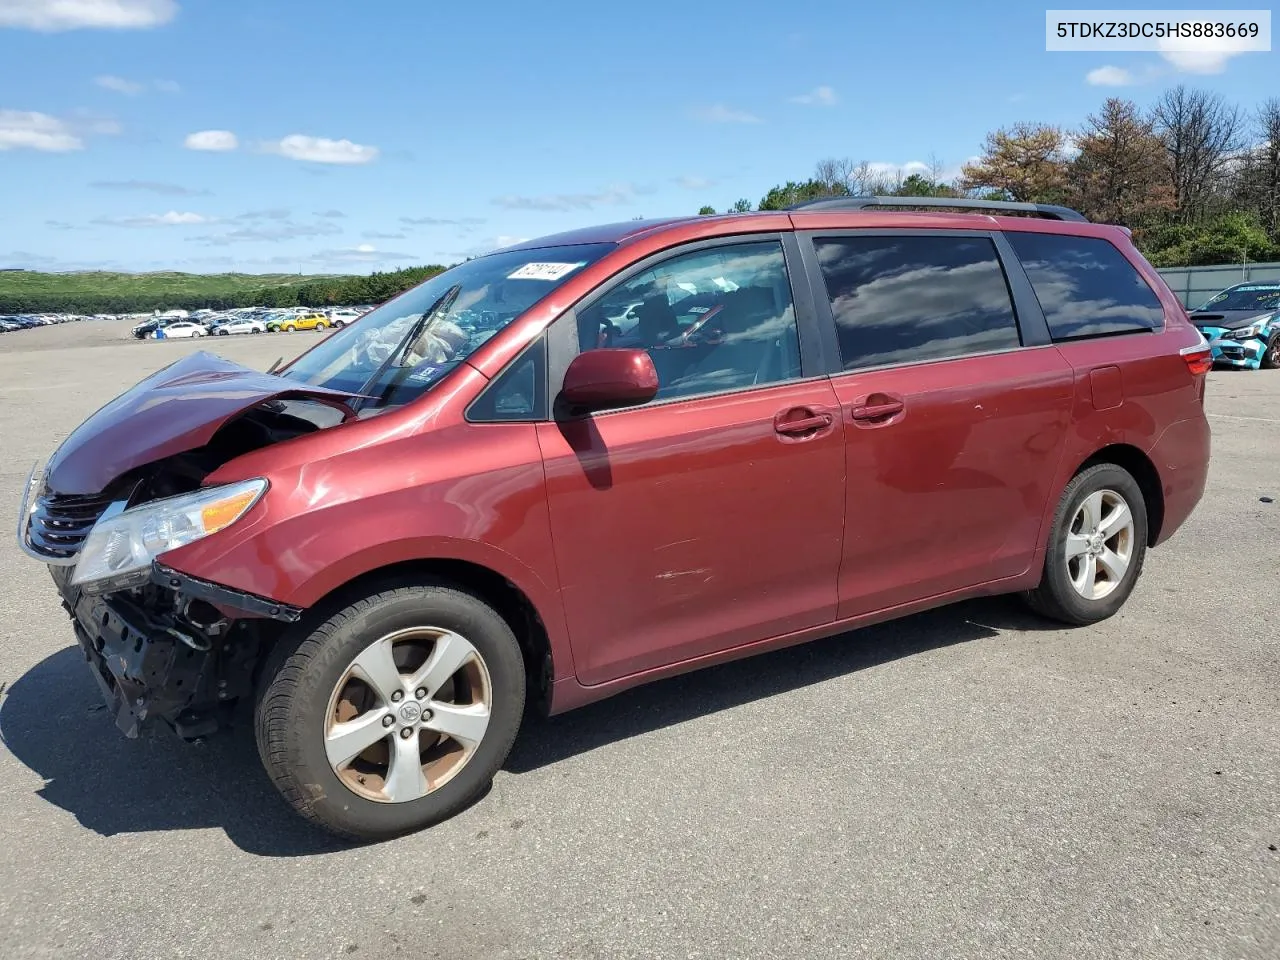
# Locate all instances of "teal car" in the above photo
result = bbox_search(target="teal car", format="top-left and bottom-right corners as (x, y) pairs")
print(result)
(1189, 283), (1280, 370)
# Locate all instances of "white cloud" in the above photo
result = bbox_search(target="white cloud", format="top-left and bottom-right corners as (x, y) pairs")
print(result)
(184, 129), (237, 151)
(691, 104), (762, 124)
(0, 0), (178, 31)
(1156, 34), (1259, 75)
(96, 210), (211, 227)
(492, 184), (636, 212)
(1086, 65), (1135, 86)
(363, 230), (406, 240)
(675, 175), (714, 190)
(0, 110), (83, 151)
(263, 134), (379, 165)
(95, 74), (179, 94)
(91, 179), (207, 195)
(187, 219), (343, 245)
(95, 74), (143, 94)
(790, 85), (838, 106)
(309, 244), (418, 264)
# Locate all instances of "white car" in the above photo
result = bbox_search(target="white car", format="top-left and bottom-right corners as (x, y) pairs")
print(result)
(328, 309), (363, 327)
(152, 322), (208, 339)
(212, 318), (267, 336)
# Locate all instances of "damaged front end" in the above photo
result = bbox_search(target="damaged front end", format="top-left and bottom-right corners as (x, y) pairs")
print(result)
(17, 351), (359, 740)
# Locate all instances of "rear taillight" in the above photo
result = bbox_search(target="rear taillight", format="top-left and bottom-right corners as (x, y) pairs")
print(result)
(1180, 338), (1213, 376)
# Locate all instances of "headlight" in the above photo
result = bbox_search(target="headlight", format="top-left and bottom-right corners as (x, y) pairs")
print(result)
(72, 478), (267, 591)
(1226, 323), (1262, 340)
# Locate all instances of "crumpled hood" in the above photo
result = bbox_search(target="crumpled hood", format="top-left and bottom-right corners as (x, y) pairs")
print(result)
(46, 351), (358, 495)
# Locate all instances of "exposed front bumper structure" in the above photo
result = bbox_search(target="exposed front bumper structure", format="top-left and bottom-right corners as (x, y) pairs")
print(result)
(50, 561), (302, 740)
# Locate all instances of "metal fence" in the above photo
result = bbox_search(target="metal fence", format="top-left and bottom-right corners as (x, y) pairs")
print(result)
(1156, 261), (1280, 308)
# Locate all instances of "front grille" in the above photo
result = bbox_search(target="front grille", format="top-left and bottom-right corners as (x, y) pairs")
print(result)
(25, 489), (114, 561)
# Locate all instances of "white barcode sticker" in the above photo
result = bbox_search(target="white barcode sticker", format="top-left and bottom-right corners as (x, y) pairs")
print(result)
(507, 261), (586, 281)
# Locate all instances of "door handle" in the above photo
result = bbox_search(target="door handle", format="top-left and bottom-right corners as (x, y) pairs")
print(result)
(776, 413), (833, 435)
(773, 408), (834, 437)
(850, 397), (905, 422)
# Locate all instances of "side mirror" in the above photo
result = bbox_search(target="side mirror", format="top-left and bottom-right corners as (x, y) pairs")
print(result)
(560, 348), (659, 411)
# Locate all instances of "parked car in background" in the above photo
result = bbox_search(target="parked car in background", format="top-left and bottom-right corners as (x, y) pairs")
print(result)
(278, 312), (330, 332)
(211, 317), (267, 336)
(152, 321), (208, 339)
(1188, 282), (1280, 369)
(327, 309), (363, 327)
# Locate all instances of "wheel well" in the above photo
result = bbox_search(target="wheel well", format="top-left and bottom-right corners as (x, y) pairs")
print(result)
(1076, 443), (1165, 546)
(301, 559), (554, 710)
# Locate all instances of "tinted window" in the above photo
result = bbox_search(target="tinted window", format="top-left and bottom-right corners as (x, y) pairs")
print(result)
(575, 241), (802, 401)
(1005, 232), (1164, 340)
(468, 335), (546, 422)
(814, 235), (1021, 370)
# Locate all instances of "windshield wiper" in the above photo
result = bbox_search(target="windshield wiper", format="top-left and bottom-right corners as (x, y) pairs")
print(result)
(353, 283), (462, 409)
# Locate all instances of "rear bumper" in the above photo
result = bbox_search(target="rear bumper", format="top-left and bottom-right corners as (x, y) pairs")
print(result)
(1148, 414), (1211, 546)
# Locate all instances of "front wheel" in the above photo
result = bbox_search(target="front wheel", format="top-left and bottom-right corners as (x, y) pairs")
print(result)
(1022, 463), (1148, 625)
(255, 581), (526, 841)
(1262, 334), (1280, 370)
(284, 324), (296, 333)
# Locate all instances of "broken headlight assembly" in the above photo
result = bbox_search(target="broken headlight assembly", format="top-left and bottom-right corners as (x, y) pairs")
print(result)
(72, 478), (268, 592)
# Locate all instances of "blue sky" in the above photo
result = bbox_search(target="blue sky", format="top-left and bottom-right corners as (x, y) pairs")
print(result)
(1, 0), (1275, 274)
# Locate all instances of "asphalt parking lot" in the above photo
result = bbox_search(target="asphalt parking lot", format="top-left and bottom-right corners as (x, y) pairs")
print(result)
(0, 319), (1277, 960)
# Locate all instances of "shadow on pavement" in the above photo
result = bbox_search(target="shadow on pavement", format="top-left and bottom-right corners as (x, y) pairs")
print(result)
(504, 596), (1054, 774)
(0, 596), (1053, 855)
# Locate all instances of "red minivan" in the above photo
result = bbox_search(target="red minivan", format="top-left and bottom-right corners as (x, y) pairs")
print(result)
(19, 197), (1211, 840)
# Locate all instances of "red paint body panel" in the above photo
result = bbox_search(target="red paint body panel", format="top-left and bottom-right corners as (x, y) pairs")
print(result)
(535, 379), (845, 685)
(74, 209), (1208, 720)
(829, 347), (1074, 618)
(44, 351), (359, 495)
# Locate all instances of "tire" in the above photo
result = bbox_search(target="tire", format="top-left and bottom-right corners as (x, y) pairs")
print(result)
(284, 324), (296, 333)
(315, 321), (328, 331)
(254, 580), (526, 842)
(1022, 462), (1148, 626)
(217, 329), (228, 336)
(1262, 334), (1280, 370)
(333, 320), (345, 328)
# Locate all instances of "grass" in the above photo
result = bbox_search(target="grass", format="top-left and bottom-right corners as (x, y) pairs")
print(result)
(0, 270), (347, 301)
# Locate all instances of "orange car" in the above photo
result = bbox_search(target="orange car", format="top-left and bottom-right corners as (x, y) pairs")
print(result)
(280, 312), (330, 332)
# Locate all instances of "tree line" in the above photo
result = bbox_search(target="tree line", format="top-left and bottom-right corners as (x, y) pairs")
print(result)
(0, 264), (448, 316)
(697, 86), (1280, 268)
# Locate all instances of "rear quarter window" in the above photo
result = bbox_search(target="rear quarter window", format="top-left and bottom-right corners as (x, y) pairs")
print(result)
(1005, 232), (1164, 341)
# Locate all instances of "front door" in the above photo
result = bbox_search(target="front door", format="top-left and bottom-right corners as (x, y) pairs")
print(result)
(537, 238), (846, 685)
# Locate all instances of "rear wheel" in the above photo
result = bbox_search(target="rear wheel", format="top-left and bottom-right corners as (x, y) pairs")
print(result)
(1022, 463), (1148, 625)
(1263, 334), (1280, 370)
(255, 581), (526, 841)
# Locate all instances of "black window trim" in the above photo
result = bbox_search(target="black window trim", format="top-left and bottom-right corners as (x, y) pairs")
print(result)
(999, 228), (1166, 343)
(546, 232), (827, 420)
(464, 330), (549, 424)
(795, 228), (1045, 377)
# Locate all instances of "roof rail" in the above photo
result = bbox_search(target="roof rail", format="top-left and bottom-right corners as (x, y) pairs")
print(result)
(787, 195), (1090, 222)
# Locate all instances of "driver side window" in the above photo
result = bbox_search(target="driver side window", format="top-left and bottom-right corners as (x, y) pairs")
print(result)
(575, 241), (802, 401)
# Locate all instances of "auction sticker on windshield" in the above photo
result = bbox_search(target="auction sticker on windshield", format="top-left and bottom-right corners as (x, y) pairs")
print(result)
(507, 262), (586, 281)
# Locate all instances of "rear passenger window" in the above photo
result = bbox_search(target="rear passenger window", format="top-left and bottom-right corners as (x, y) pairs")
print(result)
(1005, 232), (1164, 340)
(813, 235), (1021, 371)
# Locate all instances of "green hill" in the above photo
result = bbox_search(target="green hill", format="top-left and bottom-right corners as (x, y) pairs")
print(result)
(0, 265), (449, 315)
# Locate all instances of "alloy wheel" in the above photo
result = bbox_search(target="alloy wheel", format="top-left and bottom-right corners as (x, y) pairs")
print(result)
(323, 626), (492, 803)
(1064, 489), (1134, 600)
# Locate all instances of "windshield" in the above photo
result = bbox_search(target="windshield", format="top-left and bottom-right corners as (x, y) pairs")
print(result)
(1196, 284), (1280, 312)
(279, 242), (613, 409)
